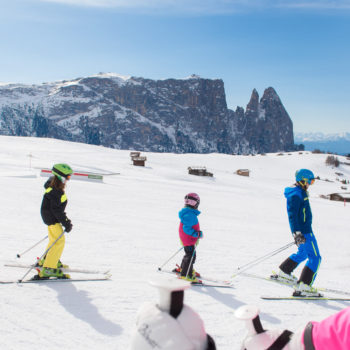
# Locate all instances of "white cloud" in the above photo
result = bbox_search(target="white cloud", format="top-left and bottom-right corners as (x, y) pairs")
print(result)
(280, 0), (350, 9)
(37, 0), (255, 14)
(38, 0), (350, 12)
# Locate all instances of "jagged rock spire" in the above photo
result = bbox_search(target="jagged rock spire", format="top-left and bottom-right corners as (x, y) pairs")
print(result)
(0, 75), (295, 154)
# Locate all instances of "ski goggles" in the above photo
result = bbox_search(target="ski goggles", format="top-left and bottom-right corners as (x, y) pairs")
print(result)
(310, 178), (315, 185)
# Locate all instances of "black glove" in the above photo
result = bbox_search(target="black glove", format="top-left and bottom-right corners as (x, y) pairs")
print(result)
(194, 231), (203, 238)
(64, 219), (73, 233)
(293, 231), (305, 247)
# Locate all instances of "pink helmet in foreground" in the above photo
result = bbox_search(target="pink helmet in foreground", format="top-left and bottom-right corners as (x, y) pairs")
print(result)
(184, 193), (200, 209)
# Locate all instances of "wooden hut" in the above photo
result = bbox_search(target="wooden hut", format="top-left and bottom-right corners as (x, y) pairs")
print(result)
(130, 152), (147, 166)
(188, 166), (213, 177)
(235, 169), (250, 177)
(329, 193), (350, 202)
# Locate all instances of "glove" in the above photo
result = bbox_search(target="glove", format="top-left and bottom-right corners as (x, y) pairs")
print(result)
(293, 231), (305, 247)
(194, 231), (203, 239)
(64, 219), (73, 233)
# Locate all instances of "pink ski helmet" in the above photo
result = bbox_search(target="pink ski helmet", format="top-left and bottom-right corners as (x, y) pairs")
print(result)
(184, 193), (200, 209)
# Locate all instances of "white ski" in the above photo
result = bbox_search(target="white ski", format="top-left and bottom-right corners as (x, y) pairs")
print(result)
(261, 295), (350, 301)
(1, 276), (111, 285)
(235, 271), (350, 296)
(4, 262), (110, 275)
(157, 267), (234, 288)
(234, 271), (296, 287)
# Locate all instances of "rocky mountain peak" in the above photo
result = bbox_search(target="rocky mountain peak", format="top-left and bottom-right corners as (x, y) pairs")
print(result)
(187, 74), (201, 79)
(261, 87), (281, 103)
(246, 88), (259, 112)
(0, 74), (296, 154)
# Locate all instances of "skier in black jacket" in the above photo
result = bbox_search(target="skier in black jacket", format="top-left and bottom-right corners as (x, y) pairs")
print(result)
(35, 163), (73, 279)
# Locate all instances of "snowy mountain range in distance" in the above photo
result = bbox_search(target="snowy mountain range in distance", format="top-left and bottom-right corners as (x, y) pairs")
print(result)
(294, 132), (350, 155)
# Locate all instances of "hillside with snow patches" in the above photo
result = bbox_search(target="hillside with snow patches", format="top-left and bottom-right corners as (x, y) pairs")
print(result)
(0, 136), (350, 350)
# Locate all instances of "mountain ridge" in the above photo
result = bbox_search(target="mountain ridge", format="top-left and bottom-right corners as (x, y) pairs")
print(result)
(295, 132), (350, 142)
(0, 73), (296, 154)
(295, 132), (350, 155)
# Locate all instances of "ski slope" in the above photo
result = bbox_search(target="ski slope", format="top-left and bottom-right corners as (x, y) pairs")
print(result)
(0, 135), (349, 350)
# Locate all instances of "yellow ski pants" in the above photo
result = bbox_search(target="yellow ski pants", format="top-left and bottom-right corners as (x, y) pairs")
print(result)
(43, 223), (65, 268)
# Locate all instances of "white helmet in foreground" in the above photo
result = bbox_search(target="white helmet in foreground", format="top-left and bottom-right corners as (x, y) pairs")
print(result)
(130, 276), (216, 350)
(235, 305), (304, 350)
(236, 305), (350, 350)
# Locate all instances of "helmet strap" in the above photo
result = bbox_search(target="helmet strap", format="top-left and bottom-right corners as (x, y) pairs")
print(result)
(252, 315), (265, 334)
(52, 167), (69, 182)
(266, 330), (293, 350)
(296, 181), (308, 190)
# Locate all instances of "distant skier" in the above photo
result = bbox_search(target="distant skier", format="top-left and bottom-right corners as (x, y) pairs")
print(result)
(236, 304), (350, 350)
(34, 163), (73, 279)
(175, 193), (203, 283)
(272, 169), (322, 297)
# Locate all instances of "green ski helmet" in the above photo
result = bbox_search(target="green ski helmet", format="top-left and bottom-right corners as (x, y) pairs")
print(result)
(52, 163), (73, 182)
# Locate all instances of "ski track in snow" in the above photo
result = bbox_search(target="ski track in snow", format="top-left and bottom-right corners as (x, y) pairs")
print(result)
(0, 135), (349, 349)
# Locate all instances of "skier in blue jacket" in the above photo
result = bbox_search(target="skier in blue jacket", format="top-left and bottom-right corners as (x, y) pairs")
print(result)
(177, 193), (203, 283)
(273, 169), (322, 297)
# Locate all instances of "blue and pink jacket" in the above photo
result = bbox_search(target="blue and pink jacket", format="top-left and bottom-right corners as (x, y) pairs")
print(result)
(178, 207), (201, 246)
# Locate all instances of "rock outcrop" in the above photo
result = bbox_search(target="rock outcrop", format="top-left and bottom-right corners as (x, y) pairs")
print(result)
(0, 73), (296, 154)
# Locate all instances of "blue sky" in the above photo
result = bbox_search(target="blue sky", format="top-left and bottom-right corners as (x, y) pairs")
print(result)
(0, 0), (349, 133)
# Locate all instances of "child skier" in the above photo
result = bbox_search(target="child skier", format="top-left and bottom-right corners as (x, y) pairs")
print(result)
(34, 163), (73, 279)
(177, 193), (203, 283)
(272, 169), (322, 297)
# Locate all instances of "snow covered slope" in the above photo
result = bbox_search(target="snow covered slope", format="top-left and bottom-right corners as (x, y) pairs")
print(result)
(0, 136), (349, 349)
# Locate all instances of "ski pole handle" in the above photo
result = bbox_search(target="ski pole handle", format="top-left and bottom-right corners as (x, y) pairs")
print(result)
(16, 235), (48, 258)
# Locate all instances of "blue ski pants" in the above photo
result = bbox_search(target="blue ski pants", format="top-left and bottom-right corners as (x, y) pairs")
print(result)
(289, 232), (321, 273)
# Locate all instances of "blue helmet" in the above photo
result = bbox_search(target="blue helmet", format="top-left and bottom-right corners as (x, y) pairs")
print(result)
(295, 169), (315, 185)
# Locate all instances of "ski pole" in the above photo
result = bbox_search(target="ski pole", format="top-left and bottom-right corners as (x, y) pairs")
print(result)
(184, 235), (200, 279)
(185, 245), (197, 279)
(158, 246), (184, 271)
(18, 230), (66, 283)
(234, 242), (294, 276)
(16, 235), (48, 258)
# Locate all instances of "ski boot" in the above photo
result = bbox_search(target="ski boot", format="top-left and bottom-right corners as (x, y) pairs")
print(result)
(172, 264), (181, 275)
(293, 282), (323, 297)
(30, 274), (49, 281)
(38, 267), (70, 279)
(57, 260), (69, 269)
(36, 258), (68, 269)
(35, 257), (45, 267)
(172, 264), (200, 277)
(270, 270), (298, 285)
(192, 269), (201, 278)
(179, 275), (202, 285)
